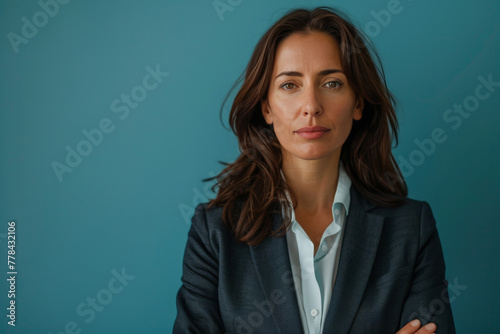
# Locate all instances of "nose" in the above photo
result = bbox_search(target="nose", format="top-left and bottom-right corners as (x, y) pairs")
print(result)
(302, 87), (322, 117)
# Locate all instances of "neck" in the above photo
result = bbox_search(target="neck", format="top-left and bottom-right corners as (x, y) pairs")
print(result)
(282, 151), (340, 213)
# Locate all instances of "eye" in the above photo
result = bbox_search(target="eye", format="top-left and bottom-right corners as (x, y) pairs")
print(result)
(279, 82), (296, 90)
(324, 80), (343, 89)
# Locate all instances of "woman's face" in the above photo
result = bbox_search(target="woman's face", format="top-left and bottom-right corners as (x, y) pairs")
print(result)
(261, 31), (363, 164)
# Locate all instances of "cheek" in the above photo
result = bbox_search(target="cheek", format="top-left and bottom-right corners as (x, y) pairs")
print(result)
(269, 113), (298, 149)
(272, 115), (293, 139)
(269, 102), (296, 130)
(327, 102), (355, 123)
(325, 103), (357, 140)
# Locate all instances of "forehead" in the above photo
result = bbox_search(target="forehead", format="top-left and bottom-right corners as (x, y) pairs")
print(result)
(273, 31), (343, 73)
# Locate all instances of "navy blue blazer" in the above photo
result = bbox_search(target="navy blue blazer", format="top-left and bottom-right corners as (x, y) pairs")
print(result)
(174, 186), (456, 333)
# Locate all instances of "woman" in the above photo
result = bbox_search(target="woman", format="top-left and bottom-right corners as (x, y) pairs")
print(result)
(174, 7), (455, 334)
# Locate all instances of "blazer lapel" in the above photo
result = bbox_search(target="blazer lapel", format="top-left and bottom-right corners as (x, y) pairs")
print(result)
(249, 211), (304, 334)
(323, 187), (385, 334)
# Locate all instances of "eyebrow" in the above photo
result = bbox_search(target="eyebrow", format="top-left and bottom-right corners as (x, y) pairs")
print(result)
(275, 69), (345, 80)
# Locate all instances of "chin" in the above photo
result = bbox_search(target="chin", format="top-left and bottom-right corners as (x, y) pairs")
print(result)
(290, 149), (340, 161)
(281, 143), (342, 162)
(300, 153), (334, 160)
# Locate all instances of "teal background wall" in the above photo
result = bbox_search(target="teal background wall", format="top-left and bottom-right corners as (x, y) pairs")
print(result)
(0, 0), (498, 332)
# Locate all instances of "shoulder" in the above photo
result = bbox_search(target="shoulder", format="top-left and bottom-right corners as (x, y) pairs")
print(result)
(361, 194), (438, 250)
(370, 197), (434, 223)
(351, 186), (437, 239)
(188, 202), (238, 250)
(191, 202), (223, 225)
(350, 186), (432, 221)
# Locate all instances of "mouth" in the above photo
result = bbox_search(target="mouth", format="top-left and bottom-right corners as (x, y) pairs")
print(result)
(294, 126), (330, 139)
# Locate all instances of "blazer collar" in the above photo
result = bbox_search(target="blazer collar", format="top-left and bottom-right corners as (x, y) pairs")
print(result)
(248, 208), (304, 333)
(323, 186), (385, 334)
(248, 186), (385, 334)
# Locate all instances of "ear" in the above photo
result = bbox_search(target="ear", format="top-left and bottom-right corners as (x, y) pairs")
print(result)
(353, 97), (364, 121)
(261, 99), (273, 125)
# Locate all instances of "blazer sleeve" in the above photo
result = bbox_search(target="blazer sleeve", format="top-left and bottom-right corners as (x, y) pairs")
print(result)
(173, 203), (224, 334)
(399, 201), (456, 333)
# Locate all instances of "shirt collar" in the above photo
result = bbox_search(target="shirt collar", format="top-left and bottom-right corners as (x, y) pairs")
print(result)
(280, 162), (352, 230)
(335, 162), (351, 215)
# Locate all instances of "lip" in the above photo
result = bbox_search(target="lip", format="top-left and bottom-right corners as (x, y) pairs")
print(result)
(295, 126), (330, 139)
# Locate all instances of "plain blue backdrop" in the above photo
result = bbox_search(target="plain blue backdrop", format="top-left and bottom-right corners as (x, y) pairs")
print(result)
(0, 0), (498, 332)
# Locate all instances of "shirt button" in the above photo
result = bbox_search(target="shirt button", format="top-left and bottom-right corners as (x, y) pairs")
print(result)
(311, 309), (319, 317)
(322, 244), (328, 252)
(334, 208), (340, 216)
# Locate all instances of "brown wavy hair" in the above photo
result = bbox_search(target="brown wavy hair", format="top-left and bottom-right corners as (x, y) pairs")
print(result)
(206, 7), (407, 245)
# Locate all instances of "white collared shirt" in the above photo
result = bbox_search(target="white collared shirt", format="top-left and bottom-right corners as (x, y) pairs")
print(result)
(283, 163), (351, 334)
